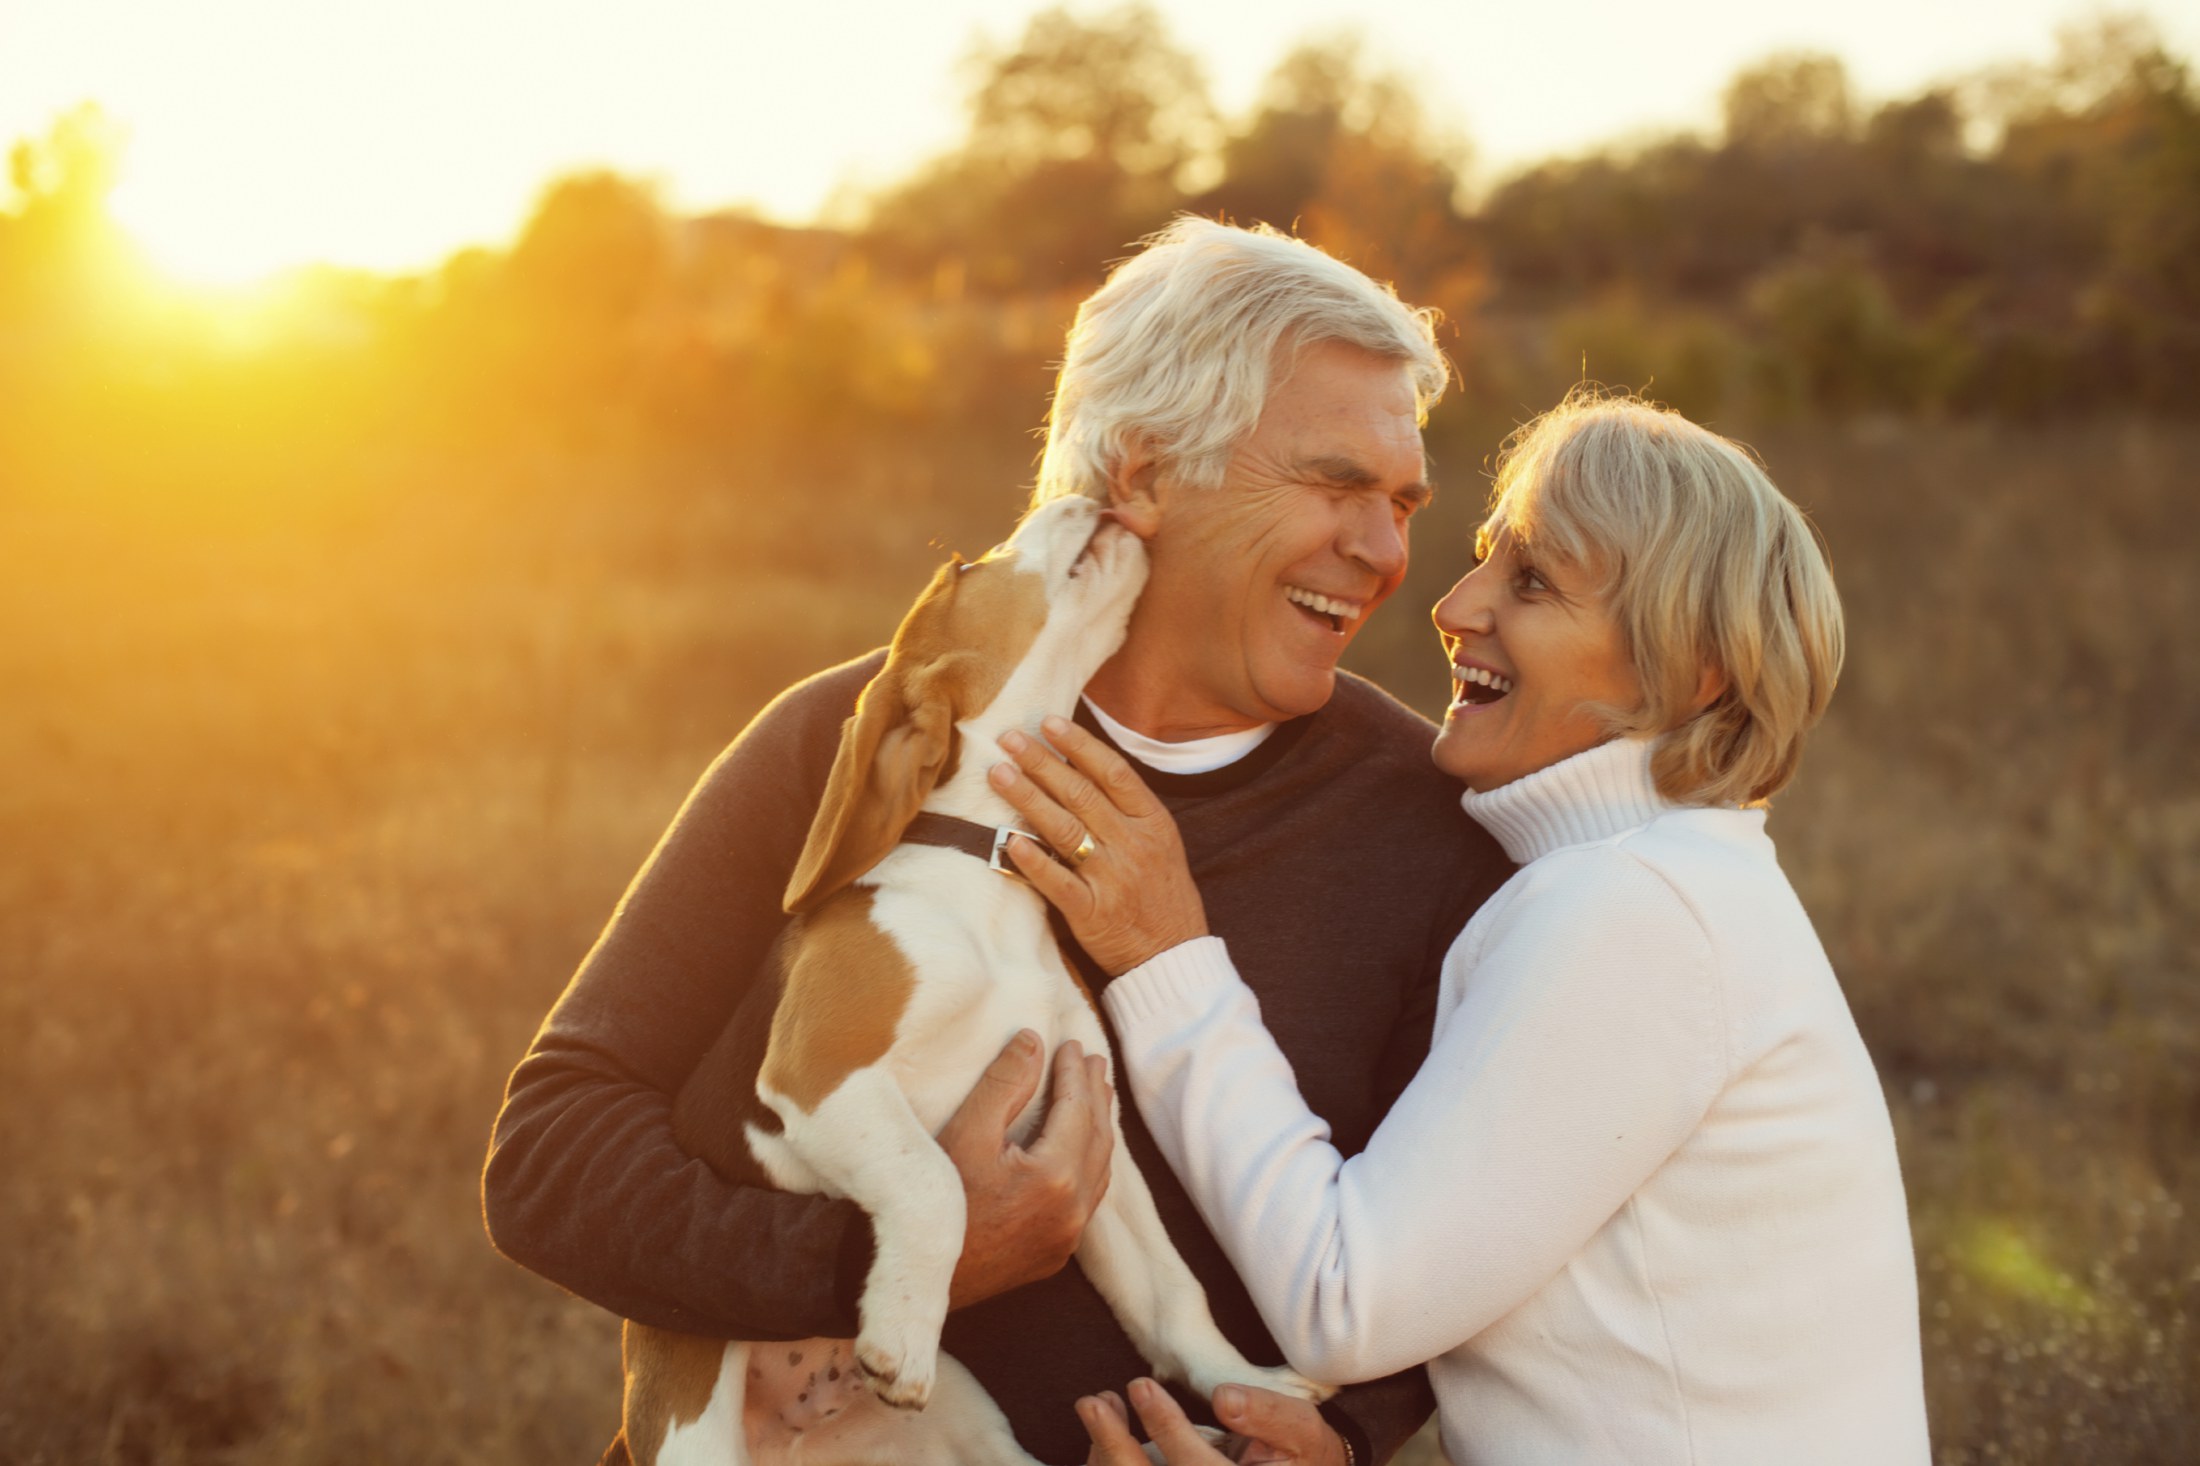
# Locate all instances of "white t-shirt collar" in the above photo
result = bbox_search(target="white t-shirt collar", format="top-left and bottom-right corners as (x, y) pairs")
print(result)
(1080, 696), (1276, 776)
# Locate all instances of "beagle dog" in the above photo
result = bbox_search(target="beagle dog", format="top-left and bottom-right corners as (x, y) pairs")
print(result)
(621, 494), (1318, 1466)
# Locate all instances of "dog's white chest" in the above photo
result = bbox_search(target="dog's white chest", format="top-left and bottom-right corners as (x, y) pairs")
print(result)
(858, 846), (1090, 1134)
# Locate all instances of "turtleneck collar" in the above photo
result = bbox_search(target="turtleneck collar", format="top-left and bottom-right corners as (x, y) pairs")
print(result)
(1460, 736), (1674, 864)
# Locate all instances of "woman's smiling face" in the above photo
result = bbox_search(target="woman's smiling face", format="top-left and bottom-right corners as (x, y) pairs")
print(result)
(1430, 520), (1643, 791)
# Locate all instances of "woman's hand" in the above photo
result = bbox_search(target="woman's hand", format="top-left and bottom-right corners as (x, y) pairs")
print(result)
(989, 716), (1208, 977)
(1080, 1378), (1351, 1466)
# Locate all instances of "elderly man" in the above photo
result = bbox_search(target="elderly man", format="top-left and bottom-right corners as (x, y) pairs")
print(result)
(483, 218), (1511, 1464)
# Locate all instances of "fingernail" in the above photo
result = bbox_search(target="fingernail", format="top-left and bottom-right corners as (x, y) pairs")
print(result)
(1013, 1030), (1039, 1054)
(988, 761), (1017, 787)
(1042, 715), (1070, 736)
(1215, 1384), (1245, 1418)
(999, 729), (1028, 752)
(1130, 1377), (1158, 1405)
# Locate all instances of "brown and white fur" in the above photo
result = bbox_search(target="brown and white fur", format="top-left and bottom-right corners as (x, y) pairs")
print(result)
(620, 495), (1320, 1465)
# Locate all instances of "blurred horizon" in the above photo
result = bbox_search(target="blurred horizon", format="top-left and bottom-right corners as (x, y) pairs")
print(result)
(7, 0), (2197, 285)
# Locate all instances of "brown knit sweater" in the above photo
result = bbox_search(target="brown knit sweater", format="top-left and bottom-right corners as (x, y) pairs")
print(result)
(483, 650), (1512, 1463)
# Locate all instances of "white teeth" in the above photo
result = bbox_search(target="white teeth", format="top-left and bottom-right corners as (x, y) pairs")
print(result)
(1284, 586), (1362, 620)
(1452, 665), (1514, 695)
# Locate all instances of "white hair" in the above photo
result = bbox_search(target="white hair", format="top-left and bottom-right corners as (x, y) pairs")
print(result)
(1032, 217), (1448, 505)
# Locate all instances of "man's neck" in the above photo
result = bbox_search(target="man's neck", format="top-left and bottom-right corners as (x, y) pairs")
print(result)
(1082, 657), (1267, 743)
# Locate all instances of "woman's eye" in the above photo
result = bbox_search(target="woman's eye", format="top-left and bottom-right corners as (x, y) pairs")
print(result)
(1515, 566), (1548, 593)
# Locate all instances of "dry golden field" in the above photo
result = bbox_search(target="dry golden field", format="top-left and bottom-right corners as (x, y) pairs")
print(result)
(2, 413), (2194, 1465)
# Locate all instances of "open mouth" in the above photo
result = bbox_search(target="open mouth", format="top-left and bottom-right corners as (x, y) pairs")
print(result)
(1285, 585), (1360, 634)
(1452, 664), (1513, 706)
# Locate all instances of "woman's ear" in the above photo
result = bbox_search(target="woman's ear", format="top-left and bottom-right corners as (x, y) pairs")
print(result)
(1105, 444), (1163, 541)
(1691, 662), (1729, 716)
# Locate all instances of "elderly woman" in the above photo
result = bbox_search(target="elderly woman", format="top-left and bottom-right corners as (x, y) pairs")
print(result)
(991, 391), (1930, 1465)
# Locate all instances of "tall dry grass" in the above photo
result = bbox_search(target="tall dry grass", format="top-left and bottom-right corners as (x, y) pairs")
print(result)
(1, 416), (2193, 1464)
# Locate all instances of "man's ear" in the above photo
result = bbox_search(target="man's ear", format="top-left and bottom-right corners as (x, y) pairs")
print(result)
(1105, 443), (1163, 541)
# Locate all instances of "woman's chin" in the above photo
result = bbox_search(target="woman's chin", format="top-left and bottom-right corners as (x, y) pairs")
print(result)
(1432, 721), (1502, 789)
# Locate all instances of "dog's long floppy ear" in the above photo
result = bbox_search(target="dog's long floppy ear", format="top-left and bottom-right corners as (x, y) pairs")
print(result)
(784, 565), (970, 914)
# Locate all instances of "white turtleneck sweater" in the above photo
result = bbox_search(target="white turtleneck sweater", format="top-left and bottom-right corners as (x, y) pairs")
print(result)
(1104, 737), (1929, 1466)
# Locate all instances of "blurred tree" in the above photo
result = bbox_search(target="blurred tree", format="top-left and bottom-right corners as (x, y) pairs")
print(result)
(0, 103), (146, 345)
(2000, 16), (2200, 406)
(1482, 137), (1731, 302)
(1945, 13), (2200, 408)
(1722, 52), (1857, 152)
(867, 3), (1215, 291)
(505, 171), (671, 332)
(1852, 92), (2013, 304)
(1474, 19), (2200, 419)
(962, 2), (1214, 181)
(1746, 242), (1951, 416)
(1205, 35), (1480, 314)
(474, 171), (673, 423)
(1864, 90), (1964, 167)
(2102, 63), (2200, 328)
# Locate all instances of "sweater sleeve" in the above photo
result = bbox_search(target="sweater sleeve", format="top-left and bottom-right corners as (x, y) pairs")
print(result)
(1103, 851), (1729, 1384)
(480, 658), (879, 1340)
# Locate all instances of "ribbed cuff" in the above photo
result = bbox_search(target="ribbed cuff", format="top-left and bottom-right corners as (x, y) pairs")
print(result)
(1318, 1399), (1373, 1466)
(1100, 935), (1244, 1032)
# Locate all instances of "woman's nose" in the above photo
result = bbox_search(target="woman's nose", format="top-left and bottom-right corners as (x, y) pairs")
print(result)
(1432, 571), (1492, 636)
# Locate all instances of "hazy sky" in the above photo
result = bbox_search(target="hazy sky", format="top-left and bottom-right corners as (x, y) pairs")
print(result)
(3, 0), (2194, 283)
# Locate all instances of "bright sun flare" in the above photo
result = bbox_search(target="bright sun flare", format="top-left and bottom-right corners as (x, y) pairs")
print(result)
(107, 168), (476, 289)
(103, 118), (533, 288)
(108, 175), (327, 289)
(16, 0), (580, 289)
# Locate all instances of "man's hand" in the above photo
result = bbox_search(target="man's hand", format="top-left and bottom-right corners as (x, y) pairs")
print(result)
(941, 1030), (1115, 1309)
(1081, 1378), (1350, 1466)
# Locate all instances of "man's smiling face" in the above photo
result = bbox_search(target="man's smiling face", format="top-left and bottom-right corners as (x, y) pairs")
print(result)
(1094, 341), (1431, 737)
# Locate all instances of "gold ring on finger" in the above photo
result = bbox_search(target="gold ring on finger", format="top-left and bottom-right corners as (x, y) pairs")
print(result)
(1069, 830), (1098, 865)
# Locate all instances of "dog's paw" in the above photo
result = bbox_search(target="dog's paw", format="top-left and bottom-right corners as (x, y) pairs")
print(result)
(853, 1332), (936, 1411)
(1252, 1364), (1334, 1405)
(1185, 1361), (1334, 1407)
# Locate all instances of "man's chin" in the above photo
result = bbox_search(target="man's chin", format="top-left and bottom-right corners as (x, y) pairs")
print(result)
(1257, 664), (1341, 722)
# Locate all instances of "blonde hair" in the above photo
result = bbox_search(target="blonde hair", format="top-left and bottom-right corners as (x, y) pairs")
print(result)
(1032, 217), (1447, 505)
(1488, 388), (1844, 806)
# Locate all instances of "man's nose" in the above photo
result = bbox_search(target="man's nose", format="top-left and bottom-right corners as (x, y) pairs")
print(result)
(1343, 497), (1409, 580)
